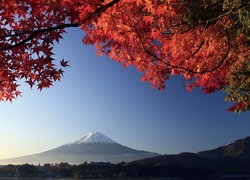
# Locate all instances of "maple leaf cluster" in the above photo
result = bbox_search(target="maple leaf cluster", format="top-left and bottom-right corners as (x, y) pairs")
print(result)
(0, 0), (71, 101)
(0, 0), (117, 102)
(0, 0), (249, 113)
(81, 0), (250, 113)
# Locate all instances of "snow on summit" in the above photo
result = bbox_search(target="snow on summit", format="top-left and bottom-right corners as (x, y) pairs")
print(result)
(68, 132), (117, 144)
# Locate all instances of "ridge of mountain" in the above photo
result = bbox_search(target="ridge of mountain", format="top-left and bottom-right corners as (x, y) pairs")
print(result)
(198, 136), (250, 157)
(0, 132), (159, 165)
(131, 136), (250, 175)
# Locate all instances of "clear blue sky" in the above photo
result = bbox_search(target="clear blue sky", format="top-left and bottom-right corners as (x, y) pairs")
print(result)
(0, 28), (249, 160)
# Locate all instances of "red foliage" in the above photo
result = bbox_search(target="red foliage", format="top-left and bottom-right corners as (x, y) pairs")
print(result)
(0, 0), (249, 112)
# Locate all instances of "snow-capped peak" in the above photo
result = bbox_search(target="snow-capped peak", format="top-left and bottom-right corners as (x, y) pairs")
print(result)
(68, 132), (117, 144)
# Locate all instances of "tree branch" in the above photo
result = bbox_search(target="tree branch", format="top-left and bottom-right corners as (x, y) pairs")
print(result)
(173, 0), (249, 33)
(0, 0), (121, 51)
(134, 26), (230, 75)
(0, 23), (80, 51)
(172, 0), (223, 28)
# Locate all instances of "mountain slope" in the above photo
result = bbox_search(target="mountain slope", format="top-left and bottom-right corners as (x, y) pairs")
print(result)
(0, 132), (159, 165)
(198, 136), (250, 158)
(132, 136), (250, 175)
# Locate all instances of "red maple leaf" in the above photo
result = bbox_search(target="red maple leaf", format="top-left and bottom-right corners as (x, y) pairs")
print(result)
(60, 59), (69, 67)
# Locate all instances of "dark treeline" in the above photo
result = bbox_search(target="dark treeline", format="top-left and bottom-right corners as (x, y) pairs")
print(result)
(0, 162), (212, 179)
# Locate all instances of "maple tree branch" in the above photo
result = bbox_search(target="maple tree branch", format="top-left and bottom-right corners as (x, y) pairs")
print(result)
(202, 29), (231, 73)
(174, 0), (249, 33)
(81, 0), (120, 21)
(172, 0), (223, 28)
(133, 26), (196, 73)
(0, 23), (80, 51)
(204, 1), (249, 25)
(0, 30), (29, 39)
(0, 0), (121, 51)
(134, 25), (230, 75)
(93, 0), (120, 16)
(189, 40), (205, 59)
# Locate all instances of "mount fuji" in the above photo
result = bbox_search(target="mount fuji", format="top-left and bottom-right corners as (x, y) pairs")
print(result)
(67, 132), (116, 144)
(0, 132), (159, 165)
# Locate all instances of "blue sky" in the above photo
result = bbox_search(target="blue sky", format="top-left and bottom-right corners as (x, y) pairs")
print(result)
(0, 28), (249, 160)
